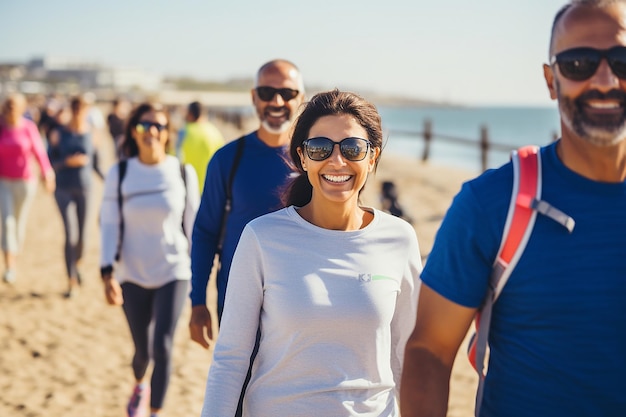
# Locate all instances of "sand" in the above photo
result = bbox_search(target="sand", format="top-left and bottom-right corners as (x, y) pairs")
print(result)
(0, 120), (480, 417)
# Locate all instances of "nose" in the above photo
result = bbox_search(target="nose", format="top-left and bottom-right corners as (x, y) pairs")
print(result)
(327, 143), (346, 164)
(268, 92), (285, 106)
(589, 59), (620, 91)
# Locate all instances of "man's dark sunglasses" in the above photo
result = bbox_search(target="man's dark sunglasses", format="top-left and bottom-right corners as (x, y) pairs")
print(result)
(136, 121), (168, 133)
(551, 46), (626, 81)
(255, 86), (299, 102)
(303, 137), (371, 162)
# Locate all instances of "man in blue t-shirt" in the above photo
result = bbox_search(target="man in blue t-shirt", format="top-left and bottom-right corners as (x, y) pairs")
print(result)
(189, 59), (305, 347)
(401, 2), (626, 417)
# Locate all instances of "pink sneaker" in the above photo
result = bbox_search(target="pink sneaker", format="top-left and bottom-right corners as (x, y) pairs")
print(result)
(127, 384), (150, 417)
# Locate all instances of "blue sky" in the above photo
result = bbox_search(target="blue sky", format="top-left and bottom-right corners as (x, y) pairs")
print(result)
(1, 0), (566, 106)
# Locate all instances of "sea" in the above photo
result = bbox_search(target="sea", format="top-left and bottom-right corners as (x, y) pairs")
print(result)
(377, 106), (561, 174)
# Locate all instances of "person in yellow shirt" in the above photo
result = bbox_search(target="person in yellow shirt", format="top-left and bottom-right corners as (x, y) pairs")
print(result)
(178, 101), (225, 193)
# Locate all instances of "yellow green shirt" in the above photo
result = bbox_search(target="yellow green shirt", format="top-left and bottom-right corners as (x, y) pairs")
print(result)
(179, 121), (224, 194)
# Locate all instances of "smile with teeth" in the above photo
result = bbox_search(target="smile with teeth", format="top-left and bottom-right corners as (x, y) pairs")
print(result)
(266, 107), (288, 119)
(322, 174), (352, 183)
(586, 101), (621, 109)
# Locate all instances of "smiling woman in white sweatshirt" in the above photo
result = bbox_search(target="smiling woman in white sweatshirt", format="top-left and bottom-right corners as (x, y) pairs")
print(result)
(201, 90), (422, 417)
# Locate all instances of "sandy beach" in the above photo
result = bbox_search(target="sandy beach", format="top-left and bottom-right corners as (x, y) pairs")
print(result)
(0, 118), (480, 417)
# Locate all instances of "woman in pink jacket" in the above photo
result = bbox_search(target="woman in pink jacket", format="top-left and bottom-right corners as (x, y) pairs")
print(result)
(0, 93), (55, 283)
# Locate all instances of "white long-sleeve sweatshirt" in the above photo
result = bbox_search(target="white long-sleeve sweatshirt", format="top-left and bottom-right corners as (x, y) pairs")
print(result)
(100, 155), (199, 288)
(201, 206), (422, 417)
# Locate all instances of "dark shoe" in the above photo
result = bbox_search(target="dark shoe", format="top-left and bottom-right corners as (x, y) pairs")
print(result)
(64, 278), (80, 299)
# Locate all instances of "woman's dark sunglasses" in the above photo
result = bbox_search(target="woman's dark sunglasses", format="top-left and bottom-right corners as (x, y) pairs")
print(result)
(551, 46), (626, 81)
(255, 86), (299, 102)
(303, 137), (371, 161)
(135, 121), (168, 133)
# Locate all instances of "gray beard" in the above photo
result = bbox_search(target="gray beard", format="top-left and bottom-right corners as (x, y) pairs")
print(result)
(559, 98), (626, 147)
(261, 119), (291, 135)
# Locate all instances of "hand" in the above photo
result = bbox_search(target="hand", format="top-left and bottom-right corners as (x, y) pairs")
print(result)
(103, 278), (124, 305)
(65, 153), (89, 167)
(189, 305), (213, 349)
(43, 171), (56, 193)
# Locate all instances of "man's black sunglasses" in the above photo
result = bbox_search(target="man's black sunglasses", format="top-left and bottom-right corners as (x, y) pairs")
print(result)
(551, 46), (626, 81)
(255, 86), (299, 102)
(302, 137), (371, 162)
(136, 121), (168, 133)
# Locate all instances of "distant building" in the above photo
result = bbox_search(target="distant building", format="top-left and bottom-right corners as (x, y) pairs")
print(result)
(27, 56), (162, 91)
(0, 55), (163, 96)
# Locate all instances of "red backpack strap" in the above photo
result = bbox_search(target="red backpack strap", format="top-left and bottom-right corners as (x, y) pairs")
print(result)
(468, 145), (576, 416)
(469, 145), (541, 416)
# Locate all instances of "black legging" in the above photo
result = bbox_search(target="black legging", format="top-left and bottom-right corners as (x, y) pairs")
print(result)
(121, 279), (189, 410)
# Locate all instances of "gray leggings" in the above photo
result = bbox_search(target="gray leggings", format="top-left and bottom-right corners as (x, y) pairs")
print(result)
(121, 279), (189, 410)
(54, 187), (90, 279)
(0, 178), (37, 253)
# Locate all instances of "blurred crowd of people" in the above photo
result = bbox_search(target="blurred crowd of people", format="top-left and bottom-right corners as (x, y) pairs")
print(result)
(0, 58), (418, 417)
(4, 2), (626, 417)
(0, 91), (230, 287)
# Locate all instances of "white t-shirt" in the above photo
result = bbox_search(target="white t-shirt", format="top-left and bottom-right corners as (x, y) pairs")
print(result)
(201, 206), (422, 417)
(100, 155), (199, 288)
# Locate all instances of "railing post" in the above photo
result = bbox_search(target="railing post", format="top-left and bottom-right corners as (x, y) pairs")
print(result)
(480, 125), (489, 172)
(421, 119), (432, 162)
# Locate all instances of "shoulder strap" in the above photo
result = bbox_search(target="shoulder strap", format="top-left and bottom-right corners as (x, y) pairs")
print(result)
(468, 145), (575, 416)
(216, 136), (246, 256)
(469, 145), (541, 417)
(180, 161), (188, 235)
(115, 159), (189, 262)
(114, 159), (128, 262)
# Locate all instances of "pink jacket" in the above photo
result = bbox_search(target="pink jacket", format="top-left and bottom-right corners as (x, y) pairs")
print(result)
(0, 117), (53, 180)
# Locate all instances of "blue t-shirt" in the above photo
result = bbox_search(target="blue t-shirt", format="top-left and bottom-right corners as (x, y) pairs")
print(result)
(422, 141), (626, 416)
(190, 131), (292, 316)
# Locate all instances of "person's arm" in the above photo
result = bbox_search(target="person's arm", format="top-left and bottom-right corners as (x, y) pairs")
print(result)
(189, 149), (230, 348)
(47, 128), (64, 171)
(400, 284), (477, 417)
(182, 163), (200, 247)
(400, 175), (505, 416)
(99, 163), (124, 305)
(25, 120), (55, 192)
(390, 225), (423, 396)
(200, 224), (263, 417)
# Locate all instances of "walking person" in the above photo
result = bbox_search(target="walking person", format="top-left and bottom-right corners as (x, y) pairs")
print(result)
(107, 97), (129, 159)
(47, 95), (95, 298)
(190, 59), (305, 417)
(177, 100), (225, 194)
(99, 102), (199, 417)
(189, 59), (306, 341)
(83, 92), (106, 180)
(401, 1), (626, 416)
(200, 89), (421, 417)
(0, 93), (55, 283)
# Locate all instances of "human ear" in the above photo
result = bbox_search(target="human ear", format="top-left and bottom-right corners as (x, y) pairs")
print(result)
(543, 63), (558, 100)
(368, 147), (381, 172)
(297, 147), (307, 171)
